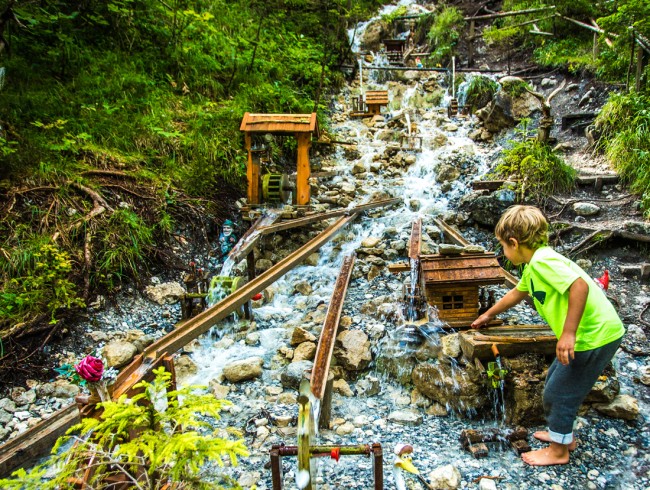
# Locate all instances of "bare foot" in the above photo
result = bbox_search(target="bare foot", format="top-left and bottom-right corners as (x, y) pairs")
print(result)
(533, 431), (577, 451)
(522, 443), (570, 466)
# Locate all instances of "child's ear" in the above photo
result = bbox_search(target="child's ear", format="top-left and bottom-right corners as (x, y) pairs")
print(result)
(509, 238), (519, 249)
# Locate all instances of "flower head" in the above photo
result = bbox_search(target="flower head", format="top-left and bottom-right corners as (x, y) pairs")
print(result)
(75, 355), (104, 383)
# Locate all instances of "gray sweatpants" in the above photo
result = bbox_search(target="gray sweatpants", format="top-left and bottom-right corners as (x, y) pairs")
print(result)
(543, 336), (623, 444)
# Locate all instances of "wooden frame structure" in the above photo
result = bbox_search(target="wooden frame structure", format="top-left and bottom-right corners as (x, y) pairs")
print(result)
(383, 39), (407, 65)
(351, 90), (389, 118)
(240, 113), (319, 206)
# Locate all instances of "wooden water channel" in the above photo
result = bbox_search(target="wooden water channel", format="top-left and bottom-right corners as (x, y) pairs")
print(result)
(0, 198), (400, 479)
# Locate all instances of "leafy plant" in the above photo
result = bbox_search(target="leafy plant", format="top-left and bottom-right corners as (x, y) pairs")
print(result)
(0, 368), (250, 489)
(462, 75), (498, 113)
(426, 6), (465, 65)
(0, 243), (85, 326)
(595, 91), (650, 216)
(492, 120), (576, 201)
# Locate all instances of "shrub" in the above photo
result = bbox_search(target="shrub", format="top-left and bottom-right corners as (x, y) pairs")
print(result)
(427, 6), (466, 65)
(595, 91), (650, 216)
(493, 121), (576, 201)
(0, 368), (249, 489)
(462, 75), (499, 113)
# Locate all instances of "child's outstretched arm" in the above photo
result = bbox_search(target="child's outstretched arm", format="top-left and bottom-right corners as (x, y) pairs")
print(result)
(471, 288), (529, 329)
(556, 277), (589, 365)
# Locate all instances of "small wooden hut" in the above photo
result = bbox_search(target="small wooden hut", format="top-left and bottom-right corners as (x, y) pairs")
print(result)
(365, 90), (389, 115)
(420, 252), (505, 327)
(383, 39), (406, 65)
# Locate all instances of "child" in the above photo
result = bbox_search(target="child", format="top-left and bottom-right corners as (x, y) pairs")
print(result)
(471, 205), (624, 466)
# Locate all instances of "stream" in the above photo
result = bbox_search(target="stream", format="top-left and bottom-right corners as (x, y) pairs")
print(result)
(178, 3), (648, 489)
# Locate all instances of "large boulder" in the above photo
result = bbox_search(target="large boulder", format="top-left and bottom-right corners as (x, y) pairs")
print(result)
(222, 357), (263, 383)
(412, 362), (487, 414)
(459, 188), (516, 227)
(145, 281), (185, 305)
(103, 341), (138, 368)
(334, 329), (372, 371)
(360, 19), (389, 51)
(475, 77), (540, 134)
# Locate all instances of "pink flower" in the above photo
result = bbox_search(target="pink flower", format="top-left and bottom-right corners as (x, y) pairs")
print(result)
(75, 356), (104, 382)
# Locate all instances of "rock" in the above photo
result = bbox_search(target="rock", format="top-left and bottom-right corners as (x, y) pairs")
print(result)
(334, 329), (372, 371)
(222, 357), (264, 383)
(103, 341), (138, 368)
(427, 464), (462, 489)
(426, 403), (449, 416)
(412, 363), (486, 413)
(356, 375), (381, 397)
(387, 409), (423, 426)
(0, 399), (17, 413)
(245, 332), (260, 346)
(290, 327), (316, 346)
(335, 421), (355, 435)
(208, 381), (231, 399)
(280, 360), (313, 389)
(444, 123), (459, 132)
(124, 331), (155, 353)
(436, 164), (461, 183)
(572, 202), (600, 216)
(438, 244), (464, 255)
(11, 388), (36, 406)
(174, 355), (198, 385)
(238, 471), (261, 488)
(292, 342), (316, 362)
(593, 394), (639, 420)
(333, 379), (354, 396)
(440, 333), (461, 359)
(360, 18), (388, 51)
(541, 78), (557, 88)
(584, 370), (620, 404)
(463, 244), (485, 254)
(293, 280), (313, 296)
(361, 237), (381, 248)
(145, 281), (185, 305)
(304, 252), (320, 266)
(255, 258), (273, 272)
(479, 478), (498, 490)
(0, 409), (12, 425)
(639, 365), (650, 385)
(36, 380), (80, 399)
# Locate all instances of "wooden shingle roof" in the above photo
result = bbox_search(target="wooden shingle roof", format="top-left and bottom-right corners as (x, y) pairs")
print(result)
(365, 91), (389, 106)
(421, 252), (505, 286)
(240, 112), (319, 136)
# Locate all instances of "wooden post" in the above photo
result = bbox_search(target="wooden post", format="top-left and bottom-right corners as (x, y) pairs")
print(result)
(468, 20), (475, 67)
(636, 40), (647, 92)
(295, 132), (311, 205)
(593, 32), (599, 60)
(318, 373), (334, 430)
(245, 133), (261, 205)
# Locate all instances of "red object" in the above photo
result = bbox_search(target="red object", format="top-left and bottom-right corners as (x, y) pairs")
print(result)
(252, 293), (263, 301)
(75, 356), (104, 382)
(330, 447), (340, 462)
(594, 270), (610, 291)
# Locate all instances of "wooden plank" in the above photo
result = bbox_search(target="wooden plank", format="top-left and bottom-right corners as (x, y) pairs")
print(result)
(0, 403), (80, 477)
(460, 325), (555, 360)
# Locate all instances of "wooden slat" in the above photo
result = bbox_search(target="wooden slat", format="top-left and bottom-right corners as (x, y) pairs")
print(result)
(240, 112), (319, 136)
(459, 325), (556, 360)
(0, 403), (80, 477)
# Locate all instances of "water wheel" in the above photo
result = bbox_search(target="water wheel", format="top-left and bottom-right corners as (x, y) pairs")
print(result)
(262, 173), (291, 203)
(208, 275), (251, 319)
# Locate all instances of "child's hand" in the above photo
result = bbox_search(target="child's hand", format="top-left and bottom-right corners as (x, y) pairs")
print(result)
(471, 314), (491, 329)
(556, 332), (576, 365)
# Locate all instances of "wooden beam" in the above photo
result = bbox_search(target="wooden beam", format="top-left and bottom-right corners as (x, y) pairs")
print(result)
(0, 403), (79, 477)
(466, 6), (556, 21)
(245, 132), (261, 205)
(296, 132), (311, 205)
(460, 325), (556, 360)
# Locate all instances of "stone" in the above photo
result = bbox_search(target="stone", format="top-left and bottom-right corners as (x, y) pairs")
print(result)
(541, 77), (557, 88)
(145, 281), (185, 305)
(277, 392), (297, 404)
(387, 409), (423, 426)
(440, 333), (461, 359)
(103, 341), (138, 368)
(245, 332), (260, 346)
(356, 375), (381, 397)
(11, 388), (36, 406)
(426, 403), (449, 416)
(436, 164), (461, 183)
(174, 355), (198, 385)
(361, 237), (381, 248)
(209, 381), (231, 399)
(427, 464), (462, 490)
(280, 360), (313, 389)
(573, 202), (600, 216)
(222, 357), (263, 383)
(255, 258), (273, 272)
(304, 252), (320, 266)
(412, 363), (486, 414)
(479, 478), (498, 490)
(639, 365), (650, 385)
(291, 327), (316, 346)
(333, 379), (354, 397)
(438, 244), (464, 255)
(36, 380), (80, 399)
(293, 280), (313, 296)
(593, 394), (639, 420)
(238, 472), (261, 488)
(335, 421), (355, 435)
(124, 330), (155, 353)
(334, 329), (372, 371)
(292, 342), (316, 362)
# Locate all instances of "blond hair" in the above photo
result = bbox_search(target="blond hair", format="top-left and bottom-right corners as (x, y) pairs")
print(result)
(495, 205), (548, 249)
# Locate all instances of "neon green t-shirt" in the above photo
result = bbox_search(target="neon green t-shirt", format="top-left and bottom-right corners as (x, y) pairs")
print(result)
(516, 246), (624, 351)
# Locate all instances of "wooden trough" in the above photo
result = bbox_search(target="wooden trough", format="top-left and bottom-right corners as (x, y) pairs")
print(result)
(460, 325), (556, 361)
